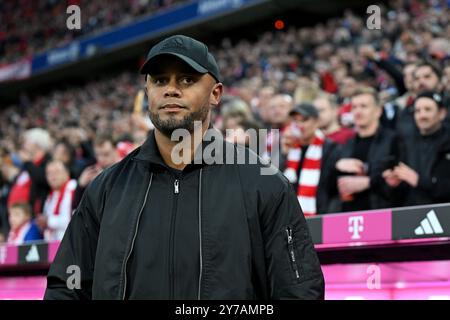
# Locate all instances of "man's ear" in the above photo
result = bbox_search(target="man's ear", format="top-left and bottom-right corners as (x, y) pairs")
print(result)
(144, 76), (150, 95)
(210, 82), (223, 107)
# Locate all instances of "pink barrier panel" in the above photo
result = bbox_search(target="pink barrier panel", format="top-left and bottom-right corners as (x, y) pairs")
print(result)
(2, 260), (450, 300)
(0, 276), (46, 300)
(322, 209), (392, 244)
(322, 260), (450, 300)
(0, 244), (19, 266)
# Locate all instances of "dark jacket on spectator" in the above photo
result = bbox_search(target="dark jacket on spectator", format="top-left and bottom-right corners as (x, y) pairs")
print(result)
(397, 125), (450, 206)
(44, 130), (324, 300)
(23, 154), (51, 215)
(336, 126), (403, 211)
(396, 104), (419, 139)
(0, 177), (12, 237)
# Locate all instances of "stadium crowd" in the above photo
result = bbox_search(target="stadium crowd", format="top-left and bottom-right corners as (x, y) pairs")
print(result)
(0, 0), (187, 64)
(1, 0), (450, 244)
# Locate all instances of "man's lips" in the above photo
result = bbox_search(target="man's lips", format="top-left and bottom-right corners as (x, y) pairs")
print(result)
(159, 104), (187, 111)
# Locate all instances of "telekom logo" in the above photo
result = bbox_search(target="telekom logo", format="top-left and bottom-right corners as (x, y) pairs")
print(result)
(348, 216), (364, 239)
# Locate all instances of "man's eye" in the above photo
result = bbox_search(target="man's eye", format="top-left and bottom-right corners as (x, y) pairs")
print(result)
(181, 77), (194, 84)
(150, 77), (166, 85)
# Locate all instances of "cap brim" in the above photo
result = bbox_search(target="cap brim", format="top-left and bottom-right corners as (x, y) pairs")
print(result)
(289, 109), (303, 116)
(289, 109), (314, 118)
(140, 52), (208, 75)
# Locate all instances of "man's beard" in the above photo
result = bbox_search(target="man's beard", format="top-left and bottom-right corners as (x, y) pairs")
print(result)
(149, 105), (210, 138)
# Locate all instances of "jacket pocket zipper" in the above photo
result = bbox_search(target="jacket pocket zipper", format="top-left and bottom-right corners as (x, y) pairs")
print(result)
(286, 226), (301, 282)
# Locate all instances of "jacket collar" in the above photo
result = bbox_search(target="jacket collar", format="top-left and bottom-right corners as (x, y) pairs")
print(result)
(133, 124), (227, 170)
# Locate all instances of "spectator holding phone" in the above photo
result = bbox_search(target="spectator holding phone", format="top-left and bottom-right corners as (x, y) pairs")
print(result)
(383, 92), (450, 206)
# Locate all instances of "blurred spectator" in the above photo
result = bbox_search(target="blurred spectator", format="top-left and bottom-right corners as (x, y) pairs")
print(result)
(53, 139), (85, 179)
(222, 109), (250, 132)
(62, 127), (97, 171)
(267, 94), (294, 129)
(36, 160), (77, 241)
(380, 62), (418, 130)
(251, 86), (275, 128)
(337, 76), (358, 127)
(397, 61), (443, 138)
(383, 91), (450, 206)
(0, 152), (20, 239)
(221, 98), (253, 122)
(7, 128), (52, 215)
(263, 94), (294, 164)
(7, 202), (42, 245)
(335, 87), (401, 212)
(280, 104), (339, 216)
(73, 134), (119, 208)
(93, 134), (120, 170)
(413, 62), (442, 94)
(224, 118), (263, 154)
(313, 94), (355, 145)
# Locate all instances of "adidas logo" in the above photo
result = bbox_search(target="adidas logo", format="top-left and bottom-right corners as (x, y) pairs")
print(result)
(414, 210), (444, 235)
(25, 245), (40, 262)
(161, 38), (185, 50)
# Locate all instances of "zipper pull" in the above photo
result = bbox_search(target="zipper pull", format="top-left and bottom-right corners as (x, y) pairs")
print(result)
(286, 226), (300, 280)
(174, 179), (179, 194)
(286, 227), (293, 244)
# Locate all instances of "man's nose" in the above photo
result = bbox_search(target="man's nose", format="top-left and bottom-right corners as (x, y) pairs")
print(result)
(164, 78), (182, 98)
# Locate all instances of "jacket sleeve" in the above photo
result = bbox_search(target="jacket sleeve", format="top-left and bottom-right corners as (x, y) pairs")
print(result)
(44, 180), (101, 300)
(372, 58), (407, 95)
(261, 178), (325, 300)
(23, 160), (49, 191)
(417, 174), (450, 201)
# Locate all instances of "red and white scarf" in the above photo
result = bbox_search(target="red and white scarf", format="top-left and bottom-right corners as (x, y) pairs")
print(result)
(283, 130), (325, 217)
(43, 179), (77, 241)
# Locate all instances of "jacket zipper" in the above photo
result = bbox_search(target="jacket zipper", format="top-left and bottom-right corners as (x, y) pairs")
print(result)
(286, 226), (301, 282)
(121, 173), (153, 299)
(169, 178), (180, 299)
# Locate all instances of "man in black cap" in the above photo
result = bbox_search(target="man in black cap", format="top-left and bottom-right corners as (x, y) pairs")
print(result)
(280, 104), (339, 215)
(44, 35), (324, 300)
(383, 91), (450, 206)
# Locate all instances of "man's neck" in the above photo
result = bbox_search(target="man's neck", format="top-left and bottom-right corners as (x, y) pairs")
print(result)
(357, 122), (379, 138)
(55, 179), (70, 192)
(155, 120), (210, 170)
(300, 134), (316, 146)
(33, 151), (45, 164)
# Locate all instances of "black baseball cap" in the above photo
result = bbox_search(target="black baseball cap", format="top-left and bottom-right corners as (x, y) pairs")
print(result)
(140, 35), (221, 83)
(415, 91), (445, 109)
(289, 103), (319, 119)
